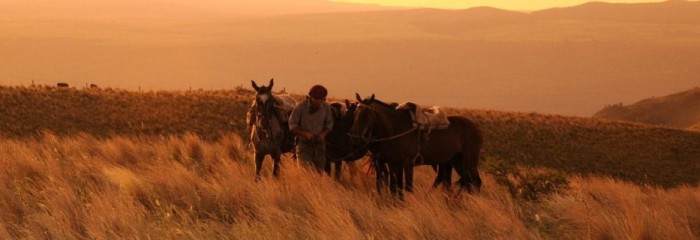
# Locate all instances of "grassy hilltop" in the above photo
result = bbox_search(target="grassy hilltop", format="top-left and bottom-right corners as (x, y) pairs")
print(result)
(1, 85), (699, 239)
(2, 85), (698, 187)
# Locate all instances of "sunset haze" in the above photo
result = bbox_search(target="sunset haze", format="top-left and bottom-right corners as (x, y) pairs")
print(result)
(2, 0), (700, 116)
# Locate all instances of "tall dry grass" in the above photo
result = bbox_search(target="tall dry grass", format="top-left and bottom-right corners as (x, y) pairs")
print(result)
(1, 133), (699, 239)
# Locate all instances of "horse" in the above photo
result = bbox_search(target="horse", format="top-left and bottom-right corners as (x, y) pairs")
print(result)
(328, 100), (453, 192)
(247, 79), (297, 180)
(349, 93), (483, 195)
(325, 100), (375, 181)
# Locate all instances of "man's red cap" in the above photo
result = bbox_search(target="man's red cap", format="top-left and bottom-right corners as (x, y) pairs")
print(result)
(308, 85), (328, 99)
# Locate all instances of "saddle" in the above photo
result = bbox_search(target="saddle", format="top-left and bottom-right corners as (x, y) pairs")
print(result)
(396, 102), (450, 130)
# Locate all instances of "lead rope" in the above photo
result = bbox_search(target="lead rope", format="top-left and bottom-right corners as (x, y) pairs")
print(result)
(408, 110), (426, 165)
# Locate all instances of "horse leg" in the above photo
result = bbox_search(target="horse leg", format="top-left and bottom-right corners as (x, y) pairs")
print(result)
(389, 162), (404, 198)
(271, 151), (282, 179)
(334, 161), (342, 181)
(324, 158), (332, 176)
(454, 153), (481, 193)
(254, 152), (265, 181)
(466, 151), (482, 192)
(374, 158), (387, 194)
(432, 163), (453, 190)
(404, 163), (414, 193)
(431, 164), (442, 188)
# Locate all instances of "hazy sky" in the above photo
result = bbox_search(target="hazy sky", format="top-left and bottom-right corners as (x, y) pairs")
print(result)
(1, 0), (685, 19)
(332, 0), (666, 11)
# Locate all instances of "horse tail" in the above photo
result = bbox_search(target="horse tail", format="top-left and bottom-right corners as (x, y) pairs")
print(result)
(449, 116), (483, 192)
(463, 117), (483, 191)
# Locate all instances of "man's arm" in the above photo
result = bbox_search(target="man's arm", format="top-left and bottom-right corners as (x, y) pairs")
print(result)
(292, 127), (314, 141)
(289, 105), (314, 141)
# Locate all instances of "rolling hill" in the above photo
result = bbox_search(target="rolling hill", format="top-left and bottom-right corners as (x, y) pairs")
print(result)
(593, 87), (700, 129)
(532, 0), (700, 24)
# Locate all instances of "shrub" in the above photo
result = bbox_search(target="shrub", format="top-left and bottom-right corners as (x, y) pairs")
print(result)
(482, 157), (569, 201)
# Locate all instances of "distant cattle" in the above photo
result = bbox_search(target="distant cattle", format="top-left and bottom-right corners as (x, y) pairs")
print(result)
(57, 83), (69, 88)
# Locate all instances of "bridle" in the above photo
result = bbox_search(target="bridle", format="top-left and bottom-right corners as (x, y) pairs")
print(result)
(348, 103), (375, 143)
(348, 100), (427, 165)
(254, 93), (279, 141)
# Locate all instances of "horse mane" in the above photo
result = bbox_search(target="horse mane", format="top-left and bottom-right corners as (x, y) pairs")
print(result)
(366, 98), (398, 110)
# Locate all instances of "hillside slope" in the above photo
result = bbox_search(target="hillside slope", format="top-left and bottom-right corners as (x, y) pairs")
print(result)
(2, 86), (699, 187)
(593, 87), (700, 129)
(0, 86), (252, 140)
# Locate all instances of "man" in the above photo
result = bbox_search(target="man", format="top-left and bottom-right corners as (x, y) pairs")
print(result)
(288, 85), (333, 172)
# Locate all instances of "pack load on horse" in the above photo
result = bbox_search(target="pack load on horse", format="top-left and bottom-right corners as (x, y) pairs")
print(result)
(247, 79), (297, 180)
(396, 102), (451, 130)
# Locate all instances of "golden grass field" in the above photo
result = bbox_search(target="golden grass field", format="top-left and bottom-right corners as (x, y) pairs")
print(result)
(1, 85), (699, 239)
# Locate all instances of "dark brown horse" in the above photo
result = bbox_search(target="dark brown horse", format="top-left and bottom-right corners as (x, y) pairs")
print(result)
(325, 100), (395, 191)
(349, 94), (483, 194)
(330, 99), (455, 193)
(247, 79), (296, 180)
(325, 101), (357, 180)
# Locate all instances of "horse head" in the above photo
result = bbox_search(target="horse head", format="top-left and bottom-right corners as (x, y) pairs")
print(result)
(251, 79), (281, 144)
(326, 99), (367, 161)
(251, 79), (278, 131)
(349, 93), (379, 148)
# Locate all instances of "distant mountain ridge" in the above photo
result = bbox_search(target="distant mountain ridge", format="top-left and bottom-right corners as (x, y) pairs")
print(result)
(593, 87), (700, 129)
(532, 1), (700, 24)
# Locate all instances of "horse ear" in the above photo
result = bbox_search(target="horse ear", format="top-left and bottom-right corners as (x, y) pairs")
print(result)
(269, 78), (274, 90)
(370, 94), (375, 102)
(345, 99), (351, 108)
(355, 93), (362, 102)
(251, 80), (259, 91)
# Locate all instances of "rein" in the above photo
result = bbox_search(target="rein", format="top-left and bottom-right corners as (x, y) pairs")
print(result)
(325, 140), (371, 162)
(368, 126), (417, 143)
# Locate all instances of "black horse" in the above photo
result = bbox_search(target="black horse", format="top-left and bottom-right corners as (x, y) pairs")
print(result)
(349, 94), (483, 195)
(324, 100), (372, 179)
(247, 79), (296, 180)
